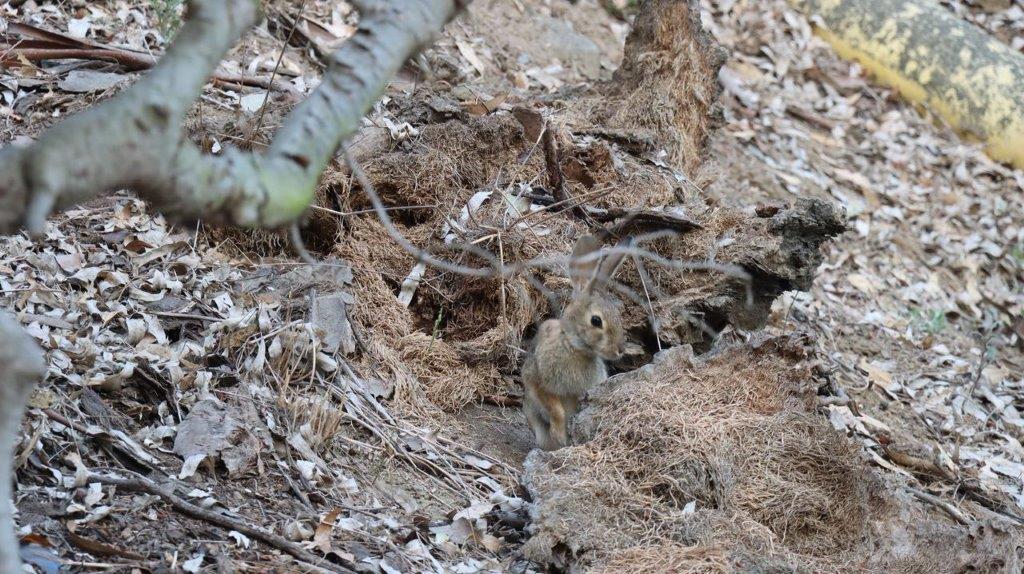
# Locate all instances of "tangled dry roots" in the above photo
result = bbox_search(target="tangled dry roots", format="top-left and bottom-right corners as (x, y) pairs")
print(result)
(205, 0), (839, 417)
(522, 335), (1022, 572)
(595, 0), (727, 175)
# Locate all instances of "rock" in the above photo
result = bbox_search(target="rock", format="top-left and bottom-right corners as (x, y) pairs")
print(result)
(173, 399), (269, 478)
(58, 70), (129, 93)
(536, 19), (603, 79)
(312, 292), (356, 355)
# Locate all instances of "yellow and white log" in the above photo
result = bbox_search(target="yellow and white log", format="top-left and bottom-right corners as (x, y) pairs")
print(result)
(788, 0), (1024, 169)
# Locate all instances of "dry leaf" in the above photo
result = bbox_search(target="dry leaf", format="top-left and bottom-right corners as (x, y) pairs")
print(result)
(456, 40), (487, 75)
(313, 508), (343, 554)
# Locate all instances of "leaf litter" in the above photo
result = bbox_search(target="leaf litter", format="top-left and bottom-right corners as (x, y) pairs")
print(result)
(700, 0), (1024, 525)
(1, 0), (1023, 572)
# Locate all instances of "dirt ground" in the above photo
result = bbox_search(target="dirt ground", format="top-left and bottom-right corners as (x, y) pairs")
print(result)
(2, 0), (1023, 572)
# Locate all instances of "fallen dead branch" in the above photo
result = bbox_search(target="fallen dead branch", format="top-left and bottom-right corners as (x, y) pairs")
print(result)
(1, 22), (288, 91)
(43, 409), (164, 474)
(1, 21), (157, 70)
(87, 471), (356, 574)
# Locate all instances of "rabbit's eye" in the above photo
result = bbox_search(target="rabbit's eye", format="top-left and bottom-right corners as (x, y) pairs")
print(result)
(590, 315), (603, 328)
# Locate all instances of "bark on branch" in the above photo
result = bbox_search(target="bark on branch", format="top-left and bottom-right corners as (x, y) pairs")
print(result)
(0, 0), (464, 235)
(0, 315), (46, 573)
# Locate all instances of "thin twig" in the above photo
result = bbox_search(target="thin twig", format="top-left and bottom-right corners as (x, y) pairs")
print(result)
(310, 204), (437, 217)
(906, 486), (971, 525)
(482, 394), (521, 408)
(89, 471), (355, 574)
(344, 147), (494, 277)
(509, 186), (616, 230)
(152, 311), (219, 322)
(247, 0), (309, 146)
(210, 72), (293, 92)
(632, 254), (661, 352)
(497, 233), (508, 320)
(345, 144), (752, 284)
(1, 26), (288, 91)
(968, 336), (993, 397)
(290, 223), (318, 265)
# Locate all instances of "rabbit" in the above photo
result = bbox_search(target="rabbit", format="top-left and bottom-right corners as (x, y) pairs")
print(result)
(522, 234), (627, 451)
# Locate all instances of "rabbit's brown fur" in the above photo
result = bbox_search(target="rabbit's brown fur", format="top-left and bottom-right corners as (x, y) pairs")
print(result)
(522, 235), (626, 450)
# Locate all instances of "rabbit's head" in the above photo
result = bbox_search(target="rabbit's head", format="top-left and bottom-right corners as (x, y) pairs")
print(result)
(560, 235), (628, 361)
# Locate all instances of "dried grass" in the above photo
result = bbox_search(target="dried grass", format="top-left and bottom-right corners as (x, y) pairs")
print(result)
(280, 392), (346, 451)
(357, 115), (540, 215)
(394, 331), (504, 411)
(594, 545), (732, 574)
(334, 216), (415, 340)
(523, 335), (1023, 572)
(596, 0), (726, 176)
(524, 338), (874, 570)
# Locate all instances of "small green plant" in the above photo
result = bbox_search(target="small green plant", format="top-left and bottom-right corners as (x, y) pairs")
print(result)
(1010, 243), (1024, 266)
(151, 0), (185, 41)
(427, 307), (445, 351)
(909, 307), (948, 334)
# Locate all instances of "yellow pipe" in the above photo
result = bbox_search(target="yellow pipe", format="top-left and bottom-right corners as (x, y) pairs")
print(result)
(788, 0), (1024, 169)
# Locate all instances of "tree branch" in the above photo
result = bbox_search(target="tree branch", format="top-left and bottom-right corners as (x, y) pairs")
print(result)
(0, 0), (465, 235)
(0, 1), (467, 570)
(0, 314), (46, 574)
(88, 472), (355, 573)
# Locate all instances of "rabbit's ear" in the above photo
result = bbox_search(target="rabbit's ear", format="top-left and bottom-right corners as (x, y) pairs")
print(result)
(589, 237), (631, 293)
(569, 234), (602, 293)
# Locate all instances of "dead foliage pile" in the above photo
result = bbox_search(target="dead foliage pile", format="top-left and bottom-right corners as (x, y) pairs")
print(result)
(285, 0), (845, 415)
(522, 334), (1023, 572)
(592, 0), (727, 176)
(191, 0), (844, 417)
